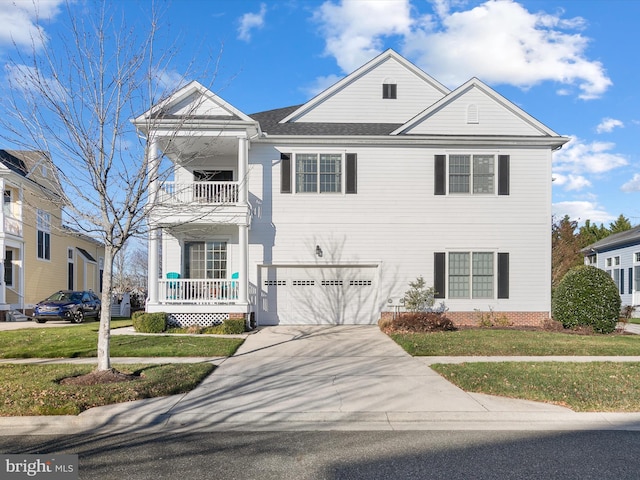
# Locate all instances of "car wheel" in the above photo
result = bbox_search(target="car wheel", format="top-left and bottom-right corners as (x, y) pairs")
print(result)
(72, 310), (84, 324)
(34, 318), (46, 324)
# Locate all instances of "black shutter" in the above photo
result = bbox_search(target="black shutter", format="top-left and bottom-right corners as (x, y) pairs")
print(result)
(346, 153), (357, 194)
(434, 252), (446, 298)
(620, 269), (625, 294)
(629, 268), (633, 295)
(434, 155), (446, 195)
(498, 155), (510, 196)
(280, 153), (291, 194)
(497, 253), (509, 299)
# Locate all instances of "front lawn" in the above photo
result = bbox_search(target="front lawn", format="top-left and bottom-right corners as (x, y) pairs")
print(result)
(390, 329), (640, 356)
(0, 362), (214, 416)
(0, 320), (244, 358)
(432, 361), (640, 412)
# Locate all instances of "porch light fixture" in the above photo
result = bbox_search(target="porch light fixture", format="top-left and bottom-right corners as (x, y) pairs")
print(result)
(315, 245), (323, 257)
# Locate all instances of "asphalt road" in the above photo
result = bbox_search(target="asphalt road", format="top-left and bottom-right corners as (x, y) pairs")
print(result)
(1, 430), (639, 480)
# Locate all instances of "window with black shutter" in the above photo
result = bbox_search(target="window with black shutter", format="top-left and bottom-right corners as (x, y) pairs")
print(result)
(280, 153), (291, 193)
(346, 153), (357, 194)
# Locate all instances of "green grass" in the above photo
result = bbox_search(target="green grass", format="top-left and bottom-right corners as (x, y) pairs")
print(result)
(432, 362), (640, 412)
(0, 363), (214, 416)
(390, 329), (640, 356)
(0, 320), (244, 358)
(629, 318), (640, 325)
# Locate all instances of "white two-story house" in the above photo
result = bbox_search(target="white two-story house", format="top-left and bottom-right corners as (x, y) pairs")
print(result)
(136, 49), (568, 328)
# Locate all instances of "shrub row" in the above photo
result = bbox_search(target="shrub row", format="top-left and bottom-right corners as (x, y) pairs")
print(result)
(381, 312), (456, 333)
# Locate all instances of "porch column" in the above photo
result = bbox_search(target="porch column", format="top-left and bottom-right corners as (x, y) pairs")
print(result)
(147, 137), (160, 305)
(238, 136), (248, 204)
(238, 223), (248, 304)
(0, 178), (6, 307)
(0, 239), (5, 306)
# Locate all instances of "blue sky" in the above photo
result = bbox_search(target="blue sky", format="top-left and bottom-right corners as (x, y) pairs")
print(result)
(1, 0), (639, 227)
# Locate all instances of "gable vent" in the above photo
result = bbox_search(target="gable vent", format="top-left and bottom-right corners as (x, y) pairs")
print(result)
(467, 104), (479, 124)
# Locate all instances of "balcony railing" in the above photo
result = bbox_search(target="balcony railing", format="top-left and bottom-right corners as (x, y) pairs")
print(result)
(159, 278), (239, 304)
(3, 216), (22, 237)
(158, 182), (239, 204)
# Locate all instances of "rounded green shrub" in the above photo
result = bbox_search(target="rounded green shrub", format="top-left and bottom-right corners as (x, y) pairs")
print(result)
(132, 312), (167, 333)
(552, 265), (621, 334)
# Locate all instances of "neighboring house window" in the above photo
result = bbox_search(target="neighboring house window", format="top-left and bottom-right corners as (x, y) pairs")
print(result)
(614, 256), (620, 266)
(382, 83), (397, 99)
(606, 258), (612, 267)
(4, 250), (12, 286)
(3, 190), (11, 216)
(586, 255), (596, 265)
(613, 268), (621, 292)
(635, 252), (640, 263)
(635, 266), (640, 293)
(185, 241), (227, 279)
(435, 154), (509, 196)
(281, 152), (357, 195)
(68, 248), (74, 290)
(37, 210), (51, 260)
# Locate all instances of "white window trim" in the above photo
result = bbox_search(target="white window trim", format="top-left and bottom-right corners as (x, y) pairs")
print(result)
(290, 150), (347, 195)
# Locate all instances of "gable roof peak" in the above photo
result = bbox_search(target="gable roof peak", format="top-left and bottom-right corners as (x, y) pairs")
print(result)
(279, 49), (450, 124)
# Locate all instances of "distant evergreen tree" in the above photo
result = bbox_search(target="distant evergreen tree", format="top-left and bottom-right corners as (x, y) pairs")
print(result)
(578, 219), (610, 248)
(609, 214), (633, 234)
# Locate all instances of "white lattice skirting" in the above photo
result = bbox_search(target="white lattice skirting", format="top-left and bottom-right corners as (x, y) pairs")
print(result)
(167, 313), (230, 328)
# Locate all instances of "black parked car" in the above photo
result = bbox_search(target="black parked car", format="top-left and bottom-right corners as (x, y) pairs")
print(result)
(33, 290), (101, 324)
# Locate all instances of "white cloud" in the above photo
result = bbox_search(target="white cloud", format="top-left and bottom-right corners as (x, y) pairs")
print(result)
(313, 0), (612, 99)
(237, 3), (267, 42)
(4, 63), (66, 101)
(152, 67), (187, 94)
(0, 0), (66, 50)
(552, 173), (591, 191)
(596, 117), (624, 134)
(314, 0), (413, 72)
(553, 135), (627, 176)
(621, 173), (640, 193)
(552, 201), (613, 224)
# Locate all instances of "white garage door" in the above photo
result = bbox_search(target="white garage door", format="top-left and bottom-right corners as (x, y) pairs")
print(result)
(258, 265), (378, 325)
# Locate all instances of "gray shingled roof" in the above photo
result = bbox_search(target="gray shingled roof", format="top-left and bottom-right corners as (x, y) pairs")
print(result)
(0, 150), (30, 177)
(582, 226), (640, 253)
(249, 105), (403, 136)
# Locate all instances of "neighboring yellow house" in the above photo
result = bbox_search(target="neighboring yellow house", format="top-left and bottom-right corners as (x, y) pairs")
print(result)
(0, 150), (105, 319)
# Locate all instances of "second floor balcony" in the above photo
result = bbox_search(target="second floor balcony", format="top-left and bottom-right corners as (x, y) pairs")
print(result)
(158, 181), (240, 205)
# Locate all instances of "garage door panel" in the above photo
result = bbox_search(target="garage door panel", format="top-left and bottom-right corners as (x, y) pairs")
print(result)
(259, 266), (377, 325)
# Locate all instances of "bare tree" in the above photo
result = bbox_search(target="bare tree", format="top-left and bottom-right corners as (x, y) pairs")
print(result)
(0, 1), (216, 372)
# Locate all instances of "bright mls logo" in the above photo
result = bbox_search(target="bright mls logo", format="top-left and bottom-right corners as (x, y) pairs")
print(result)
(1, 455), (78, 479)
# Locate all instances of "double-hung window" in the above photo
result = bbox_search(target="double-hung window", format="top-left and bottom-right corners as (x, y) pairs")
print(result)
(435, 154), (508, 196)
(448, 155), (494, 194)
(448, 252), (494, 299)
(281, 152), (357, 194)
(296, 153), (342, 193)
(434, 251), (509, 299)
(37, 210), (51, 260)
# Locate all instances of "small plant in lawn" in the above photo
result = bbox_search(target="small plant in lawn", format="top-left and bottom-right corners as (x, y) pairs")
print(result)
(388, 311), (456, 333)
(552, 265), (621, 334)
(475, 307), (513, 328)
(403, 276), (436, 312)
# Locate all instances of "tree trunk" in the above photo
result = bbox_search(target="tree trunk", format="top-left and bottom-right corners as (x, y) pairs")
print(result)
(97, 245), (115, 371)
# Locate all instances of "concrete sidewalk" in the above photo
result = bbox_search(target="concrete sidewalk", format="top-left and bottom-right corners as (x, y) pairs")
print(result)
(1, 325), (640, 433)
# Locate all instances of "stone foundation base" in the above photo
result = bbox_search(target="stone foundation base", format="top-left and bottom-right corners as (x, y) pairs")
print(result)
(379, 310), (550, 328)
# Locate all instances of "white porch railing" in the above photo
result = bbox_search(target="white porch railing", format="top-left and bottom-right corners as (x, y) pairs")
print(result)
(159, 182), (239, 204)
(159, 278), (239, 304)
(4, 216), (22, 236)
